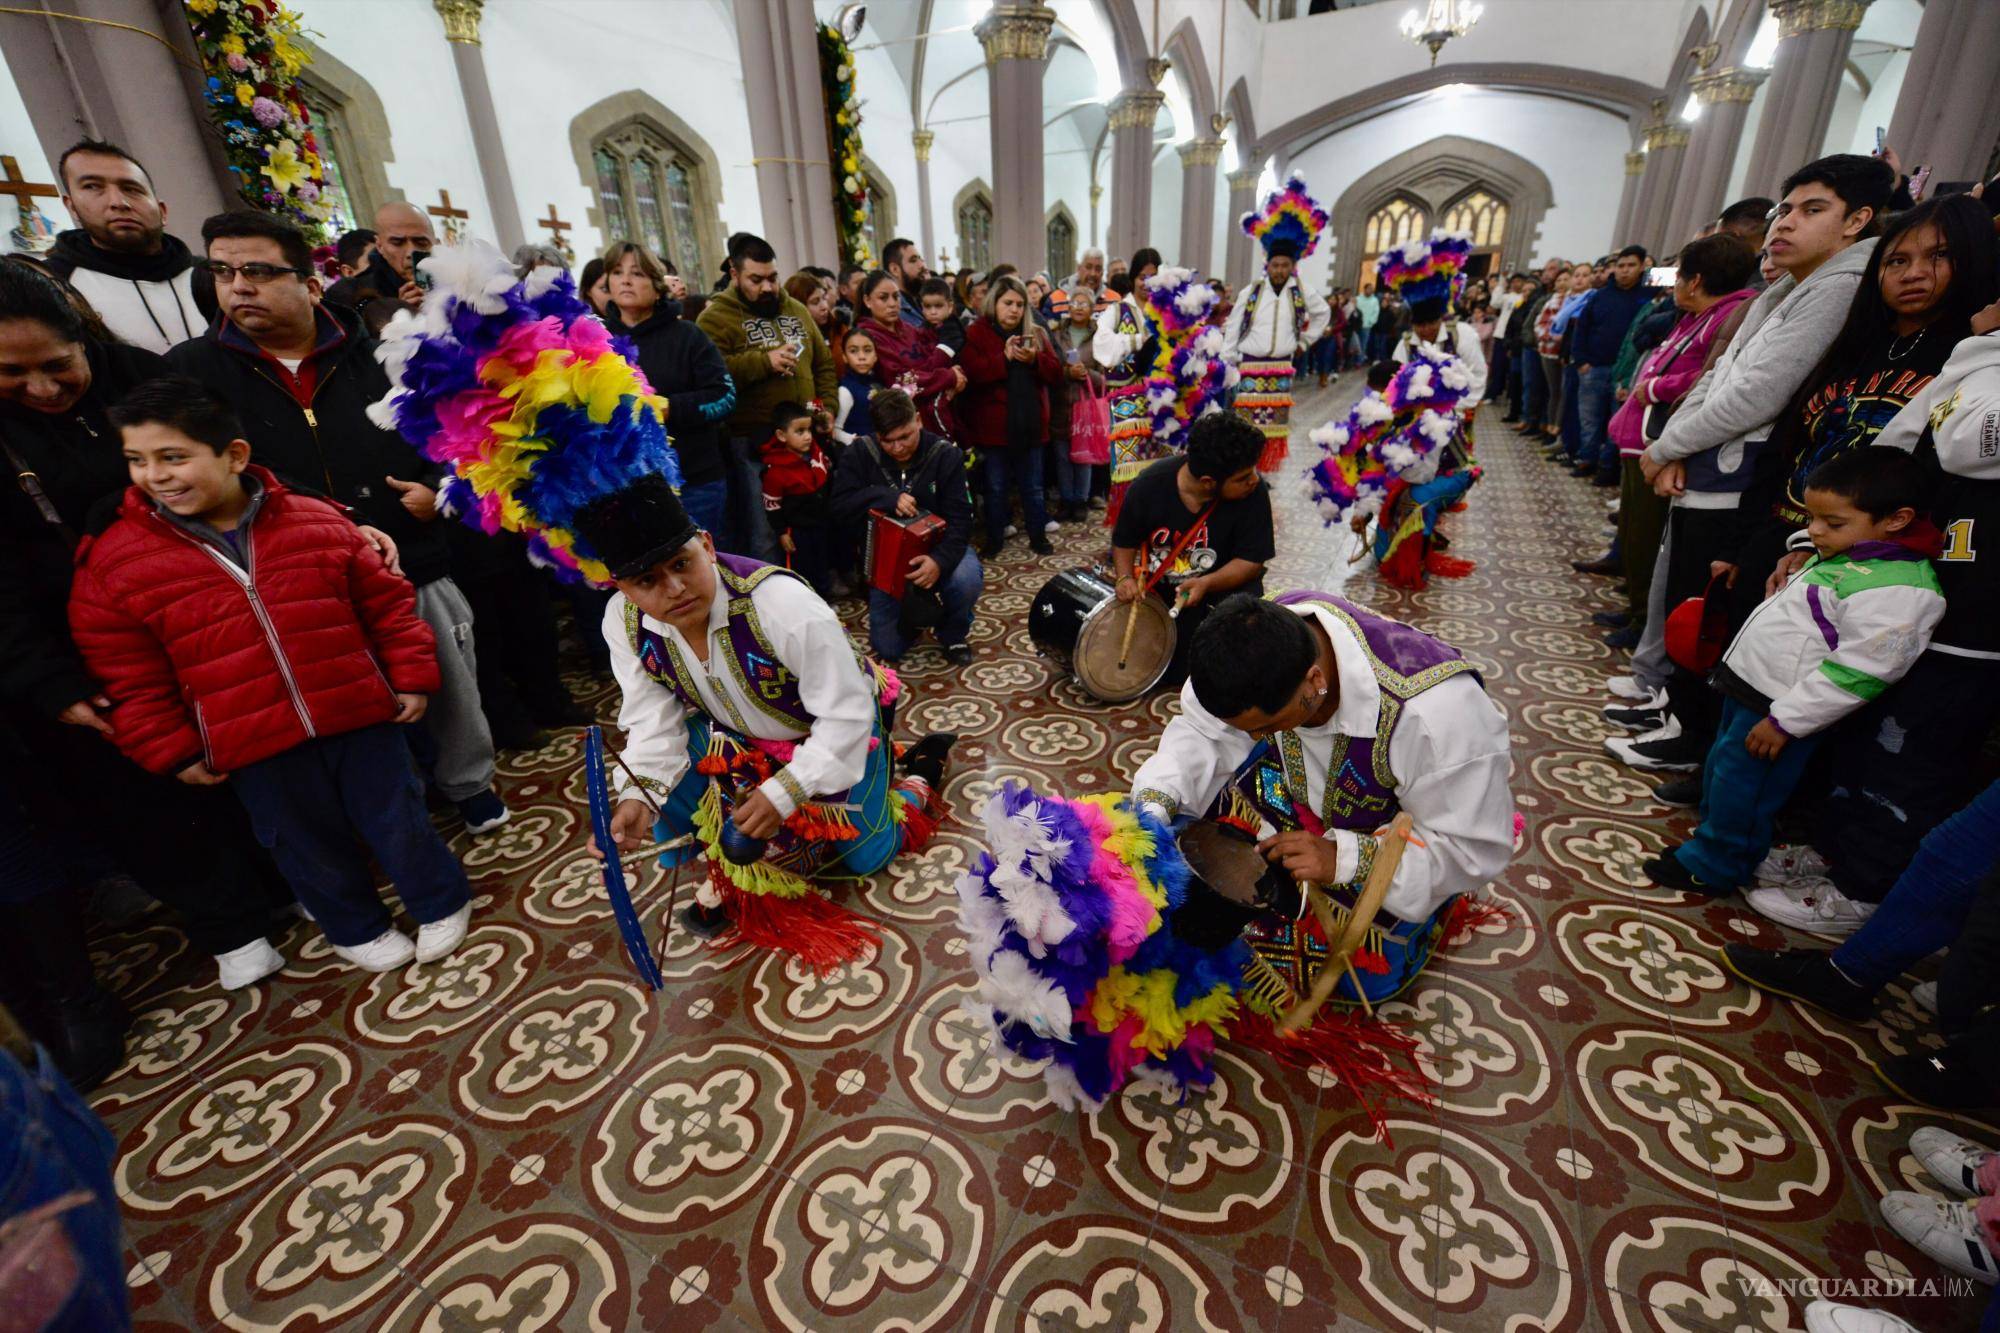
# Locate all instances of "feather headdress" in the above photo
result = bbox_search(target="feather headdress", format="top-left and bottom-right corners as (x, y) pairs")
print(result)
(1375, 229), (1474, 312)
(1239, 171), (1329, 260)
(1301, 343), (1472, 523)
(1134, 266), (1236, 452)
(368, 240), (683, 585)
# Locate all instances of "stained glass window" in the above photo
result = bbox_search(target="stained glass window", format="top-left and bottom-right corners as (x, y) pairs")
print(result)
(1441, 190), (1508, 248)
(957, 192), (993, 272)
(591, 122), (710, 278)
(1047, 211), (1076, 280)
(1364, 197), (1428, 254)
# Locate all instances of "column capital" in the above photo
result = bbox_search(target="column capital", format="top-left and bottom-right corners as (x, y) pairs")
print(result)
(1107, 89), (1167, 131)
(1177, 138), (1225, 168)
(1772, 0), (1871, 39)
(1226, 166), (1263, 191)
(433, 0), (483, 44)
(911, 129), (934, 163)
(1643, 123), (1691, 152)
(1625, 151), (1647, 175)
(1090, 182), (1104, 204)
(1688, 66), (1768, 104)
(975, 4), (1057, 64)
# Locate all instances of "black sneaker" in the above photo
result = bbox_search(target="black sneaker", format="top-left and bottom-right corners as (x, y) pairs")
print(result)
(1605, 705), (1666, 732)
(942, 642), (974, 668)
(900, 731), (959, 788)
(1871, 1047), (1991, 1110)
(1642, 851), (1727, 897)
(1591, 610), (1632, 628)
(1719, 944), (1874, 1022)
(1572, 556), (1621, 576)
(677, 901), (731, 940)
(1604, 625), (1640, 650)
(1029, 537), (1055, 556)
(1606, 729), (1704, 771)
(1652, 774), (1702, 807)
(1591, 471), (1620, 488)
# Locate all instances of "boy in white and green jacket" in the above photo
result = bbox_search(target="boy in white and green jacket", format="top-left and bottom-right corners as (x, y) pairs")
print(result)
(1647, 448), (1944, 895)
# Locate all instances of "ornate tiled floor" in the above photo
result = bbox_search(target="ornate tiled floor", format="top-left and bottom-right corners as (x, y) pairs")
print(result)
(90, 372), (1995, 1331)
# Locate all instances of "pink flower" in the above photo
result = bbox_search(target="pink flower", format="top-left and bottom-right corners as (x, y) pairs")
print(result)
(250, 96), (284, 128)
(225, 52), (250, 72)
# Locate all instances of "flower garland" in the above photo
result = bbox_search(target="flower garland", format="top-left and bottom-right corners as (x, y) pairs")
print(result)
(817, 22), (871, 268)
(183, 0), (339, 242)
(1135, 267), (1237, 452)
(1301, 344), (1473, 525)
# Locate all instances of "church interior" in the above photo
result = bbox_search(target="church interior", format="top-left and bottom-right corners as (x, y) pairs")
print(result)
(3, 0), (1999, 1329)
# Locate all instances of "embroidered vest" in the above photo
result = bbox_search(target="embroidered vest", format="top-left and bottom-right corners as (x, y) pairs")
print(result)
(622, 552), (823, 734)
(1237, 593), (1479, 834)
(1237, 278), (1309, 351)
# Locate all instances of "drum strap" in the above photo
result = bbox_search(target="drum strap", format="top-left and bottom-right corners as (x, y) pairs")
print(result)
(1139, 501), (1218, 596)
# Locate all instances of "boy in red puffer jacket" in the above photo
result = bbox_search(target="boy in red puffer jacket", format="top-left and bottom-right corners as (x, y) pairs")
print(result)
(68, 377), (472, 974)
(760, 400), (835, 595)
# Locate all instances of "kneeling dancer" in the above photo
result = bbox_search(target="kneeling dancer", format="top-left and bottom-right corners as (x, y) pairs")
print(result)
(580, 476), (952, 970)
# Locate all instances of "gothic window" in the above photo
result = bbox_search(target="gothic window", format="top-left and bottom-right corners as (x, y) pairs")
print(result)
(1046, 209), (1077, 281)
(296, 85), (362, 230)
(957, 191), (993, 272)
(861, 167), (895, 262)
(1364, 197), (1428, 254)
(591, 121), (709, 279)
(1441, 190), (1509, 247)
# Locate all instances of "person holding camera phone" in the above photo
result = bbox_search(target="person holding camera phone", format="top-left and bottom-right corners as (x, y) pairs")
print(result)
(956, 275), (1063, 556)
(323, 201), (434, 336)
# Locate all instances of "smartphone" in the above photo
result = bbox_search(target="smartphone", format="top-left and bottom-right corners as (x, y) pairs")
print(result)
(1907, 164), (1933, 201)
(410, 266), (433, 292)
(1647, 266), (1678, 288)
(1874, 125), (1887, 156)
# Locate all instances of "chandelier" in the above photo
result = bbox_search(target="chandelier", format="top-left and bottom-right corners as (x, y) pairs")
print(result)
(1400, 0), (1484, 66)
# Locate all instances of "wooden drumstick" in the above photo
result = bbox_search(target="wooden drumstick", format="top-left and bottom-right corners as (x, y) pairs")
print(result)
(1116, 594), (1143, 671)
(1280, 812), (1416, 1033)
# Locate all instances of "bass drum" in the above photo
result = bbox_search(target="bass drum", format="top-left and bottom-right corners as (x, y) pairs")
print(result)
(1028, 567), (1176, 703)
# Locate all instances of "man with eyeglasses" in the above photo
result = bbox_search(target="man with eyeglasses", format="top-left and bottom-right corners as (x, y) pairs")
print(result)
(324, 201), (435, 335)
(166, 209), (512, 837)
(43, 138), (205, 353)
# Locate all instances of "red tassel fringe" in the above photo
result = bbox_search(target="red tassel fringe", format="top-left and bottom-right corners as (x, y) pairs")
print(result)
(892, 778), (945, 855)
(1378, 536), (1427, 589)
(1232, 1007), (1434, 1145)
(1426, 551), (1477, 578)
(1257, 435), (1289, 472)
(711, 874), (880, 976)
(1446, 501), (1470, 513)
(1440, 893), (1512, 947)
(1104, 482), (1128, 527)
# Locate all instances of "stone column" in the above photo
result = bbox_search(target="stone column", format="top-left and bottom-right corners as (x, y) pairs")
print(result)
(1741, 0), (1872, 198)
(732, 0), (840, 273)
(433, 0), (523, 253)
(1886, 0), (2000, 188)
(1223, 166), (1261, 288)
(911, 130), (937, 265)
(1106, 86), (1166, 262)
(1089, 181), (1103, 251)
(976, 3), (1056, 271)
(1176, 138), (1224, 275)
(0, 0), (236, 243)
(1663, 67), (1768, 251)
(1611, 150), (1646, 249)
(1632, 123), (1690, 257)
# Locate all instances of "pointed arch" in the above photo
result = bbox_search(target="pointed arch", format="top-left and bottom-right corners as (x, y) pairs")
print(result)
(1225, 76), (1258, 157)
(568, 91), (726, 280)
(1330, 136), (1555, 284)
(952, 178), (995, 272)
(1161, 17), (1217, 131)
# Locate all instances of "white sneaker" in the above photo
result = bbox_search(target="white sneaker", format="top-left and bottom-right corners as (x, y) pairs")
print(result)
(414, 905), (472, 963)
(1804, 1302), (1921, 1333)
(1742, 878), (1878, 940)
(1605, 678), (1668, 707)
(1878, 1192), (2000, 1285)
(214, 938), (285, 991)
(1911, 979), (1939, 1017)
(1043, 519), (1061, 533)
(1754, 843), (1831, 886)
(333, 928), (417, 972)
(1911, 1126), (1994, 1197)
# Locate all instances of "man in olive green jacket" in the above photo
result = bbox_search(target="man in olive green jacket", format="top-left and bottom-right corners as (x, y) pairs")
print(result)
(695, 232), (837, 560)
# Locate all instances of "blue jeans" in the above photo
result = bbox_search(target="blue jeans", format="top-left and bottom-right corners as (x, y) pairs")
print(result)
(1674, 699), (1824, 890)
(1559, 364), (1584, 459)
(0, 1043), (130, 1331)
(1833, 777), (2000, 993)
(679, 478), (727, 544)
(1054, 452), (1091, 507)
(868, 549), (983, 660)
(1576, 366), (1619, 474)
(981, 447), (1048, 547)
(231, 725), (470, 947)
(1506, 344), (1526, 414)
(1522, 352), (1548, 428)
(1485, 343), (1510, 402)
(721, 436), (781, 561)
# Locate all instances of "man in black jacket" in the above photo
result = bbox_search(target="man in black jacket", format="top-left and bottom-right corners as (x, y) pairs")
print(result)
(167, 210), (511, 834)
(829, 388), (981, 666)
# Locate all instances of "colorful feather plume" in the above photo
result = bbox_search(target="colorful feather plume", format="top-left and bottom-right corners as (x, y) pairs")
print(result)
(1375, 229), (1474, 311)
(1239, 171), (1329, 259)
(368, 239), (684, 585)
(1301, 344), (1473, 524)
(1134, 267), (1237, 454)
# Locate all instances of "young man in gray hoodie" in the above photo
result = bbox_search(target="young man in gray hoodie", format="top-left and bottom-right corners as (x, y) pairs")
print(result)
(1610, 155), (1894, 774)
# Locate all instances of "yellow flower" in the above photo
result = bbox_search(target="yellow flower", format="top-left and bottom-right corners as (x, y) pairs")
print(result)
(234, 82), (254, 107)
(187, 0), (216, 13)
(271, 33), (305, 76)
(218, 33), (244, 55)
(259, 139), (309, 194)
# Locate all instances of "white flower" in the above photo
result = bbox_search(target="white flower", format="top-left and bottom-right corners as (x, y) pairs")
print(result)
(1417, 409), (1457, 450)
(1437, 356), (1473, 392)
(419, 239), (515, 315)
(1381, 440), (1418, 470)
(1357, 396), (1393, 425)
(1405, 365), (1435, 399)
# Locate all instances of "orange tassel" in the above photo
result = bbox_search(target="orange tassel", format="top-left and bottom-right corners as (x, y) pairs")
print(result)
(1426, 551), (1477, 578)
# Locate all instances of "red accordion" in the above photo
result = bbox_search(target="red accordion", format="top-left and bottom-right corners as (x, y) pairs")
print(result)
(865, 508), (946, 597)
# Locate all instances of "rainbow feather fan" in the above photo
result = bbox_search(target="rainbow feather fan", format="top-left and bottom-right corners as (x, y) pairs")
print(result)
(1135, 267), (1237, 453)
(1375, 230), (1474, 311)
(1301, 345), (1474, 523)
(367, 240), (684, 585)
(1239, 171), (1329, 258)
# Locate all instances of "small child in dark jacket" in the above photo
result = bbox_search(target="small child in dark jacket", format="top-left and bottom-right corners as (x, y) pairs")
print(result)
(919, 277), (965, 355)
(68, 378), (472, 978)
(760, 401), (835, 595)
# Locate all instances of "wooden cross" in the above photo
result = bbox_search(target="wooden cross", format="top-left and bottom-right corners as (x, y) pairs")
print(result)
(0, 156), (59, 211)
(426, 188), (469, 241)
(537, 202), (574, 263)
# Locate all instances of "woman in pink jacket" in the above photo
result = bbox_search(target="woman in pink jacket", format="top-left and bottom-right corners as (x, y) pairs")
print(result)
(1607, 234), (1760, 634)
(854, 270), (962, 439)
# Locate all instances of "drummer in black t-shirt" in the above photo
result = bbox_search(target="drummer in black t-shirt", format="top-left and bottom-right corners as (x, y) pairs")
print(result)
(1111, 413), (1276, 686)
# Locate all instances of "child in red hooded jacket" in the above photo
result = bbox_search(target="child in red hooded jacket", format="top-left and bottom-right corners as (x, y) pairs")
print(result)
(68, 377), (472, 975)
(760, 400), (835, 595)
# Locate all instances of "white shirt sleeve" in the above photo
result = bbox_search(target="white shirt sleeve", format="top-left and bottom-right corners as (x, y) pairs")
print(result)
(1092, 301), (1142, 370)
(1130, 680), (1257, 819)
(1300, 284), (1331, 348)
(1220, 290), (1250, 364)
(1343, 673), (1515, 922)
(754, 576), (878, 819)
(1454, 321), (1488, 407)
(602, 596), (690, 805)
(831, 384), (857, 446)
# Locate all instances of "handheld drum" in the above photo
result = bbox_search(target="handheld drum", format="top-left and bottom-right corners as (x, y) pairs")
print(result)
(1028, 567), (1176, 703)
